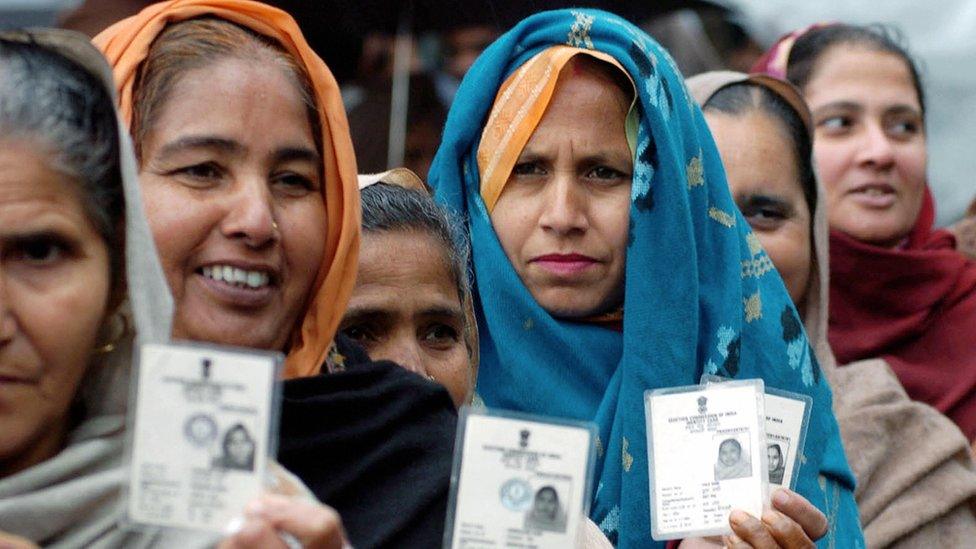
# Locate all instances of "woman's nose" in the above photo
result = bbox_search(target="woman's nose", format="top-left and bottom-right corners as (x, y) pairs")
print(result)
(538, 174), (588, 235)
(856, 122), (896, 171)
(220, 177), (278, 247)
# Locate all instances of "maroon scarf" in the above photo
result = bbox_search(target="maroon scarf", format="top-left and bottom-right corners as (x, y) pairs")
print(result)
(828, 190), (976, 440)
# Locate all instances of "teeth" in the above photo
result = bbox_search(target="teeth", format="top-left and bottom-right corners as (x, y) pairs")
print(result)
(201, 265), (271, 289)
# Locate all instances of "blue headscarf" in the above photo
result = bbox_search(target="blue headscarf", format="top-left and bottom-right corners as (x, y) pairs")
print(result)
(429, 9), (863, 547)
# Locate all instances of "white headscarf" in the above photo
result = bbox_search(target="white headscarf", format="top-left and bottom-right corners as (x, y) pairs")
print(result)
(0, 28), (215, 548)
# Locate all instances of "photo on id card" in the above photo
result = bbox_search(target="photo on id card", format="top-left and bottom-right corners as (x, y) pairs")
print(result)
(126, 343), (281, 533)
(701, 375), (812, 490)
(444, 407), (596, 548)
(645, 380), (766, 540)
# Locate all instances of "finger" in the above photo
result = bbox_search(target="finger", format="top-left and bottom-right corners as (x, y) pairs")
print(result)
(728, 510), (777, 549)
(771, 488), (828, 540)
(0, 531), (38, 549)
(722, 533), (753, 549)
(761, 509), (814, 549)
(245, 494), (345, 549)
(218, 518), (286, 549)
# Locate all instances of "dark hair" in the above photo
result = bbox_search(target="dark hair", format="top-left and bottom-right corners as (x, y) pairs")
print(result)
(0, 38), (124, 294)
(768, 443), (783, 457)
(222, 423), (253, 453)
(703, 82), (817, 212)
(360, 183), (471, 306)
(132, 17), (321, 161)
(535, 486), (559, 502)
(787, 24), (925, 116)
(720, 438), (742, 453)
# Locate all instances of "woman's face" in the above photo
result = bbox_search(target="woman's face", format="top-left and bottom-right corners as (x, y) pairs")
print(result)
(490, 64), (632, 318)
(706, 109), (812, 311)
(227, 428), (254, 465)
(767, 445), (783, 471)
(340, 231), (470, 406)
(0, 142), (111, 476)
(803, 46), (926, 247)
(139, 58), (326, 351)
(719, 441), (742, 466)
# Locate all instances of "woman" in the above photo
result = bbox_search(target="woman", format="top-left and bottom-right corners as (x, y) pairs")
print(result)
(0, 28), (340, 548)
(690, 69), (976, 548)
(752, 24), (976, 442)
(95, 2), (457, 547)
(345, 169), (476, 407)
(428, 9), (859, 547)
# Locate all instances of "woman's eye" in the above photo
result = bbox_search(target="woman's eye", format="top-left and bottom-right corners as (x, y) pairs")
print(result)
(819, 116), (852, 133)
(511, 161), (545, 176)
(740, 205), (787, 230)
(422, 324), (460, 348)
(587, 165), (629, 181)
(274, 173), (317, 194)
(176, 162), (223, 180)
(341, 324), (377, 343)
(9, 237), (70, 265)
(888, 119), (921, 137)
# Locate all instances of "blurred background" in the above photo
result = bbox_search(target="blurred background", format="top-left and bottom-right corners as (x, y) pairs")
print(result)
(2, 0), (972, 226)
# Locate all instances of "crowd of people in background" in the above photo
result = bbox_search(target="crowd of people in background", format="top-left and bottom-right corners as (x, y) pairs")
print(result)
(1, 1), (975, 548)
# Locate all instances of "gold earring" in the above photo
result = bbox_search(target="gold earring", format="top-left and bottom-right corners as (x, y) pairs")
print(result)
(93, 312), (130, 355)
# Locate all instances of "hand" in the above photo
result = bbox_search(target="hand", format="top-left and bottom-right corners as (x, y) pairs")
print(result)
(0, 531), (38, 549)
(723, 489), (827, 548)
(218, 494), (347, 549)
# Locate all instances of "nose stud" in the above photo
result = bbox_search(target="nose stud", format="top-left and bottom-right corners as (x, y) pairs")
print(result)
(271, 220), (279, 231)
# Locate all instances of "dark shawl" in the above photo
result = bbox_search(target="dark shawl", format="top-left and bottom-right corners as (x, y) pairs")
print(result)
(278, 335), (457, 548)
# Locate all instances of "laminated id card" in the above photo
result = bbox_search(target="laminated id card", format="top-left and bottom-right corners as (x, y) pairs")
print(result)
(127, 343), (282, 532)
(701, 375), (812, 490)
(645, 381), (766, 540)
(445, 408), (597, 548)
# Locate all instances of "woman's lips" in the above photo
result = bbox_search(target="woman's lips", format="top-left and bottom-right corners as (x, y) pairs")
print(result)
(849, 183), (897, 209)
(530, 253), (599, 276)
(195, 271), (275, 308)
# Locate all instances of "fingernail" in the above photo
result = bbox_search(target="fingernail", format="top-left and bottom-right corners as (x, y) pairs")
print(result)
(729, 534), (744, 544)
(773, 489), (790, 507)
(762, 510), (780, 525)
(730, 510), (748, 525)
(244, 499), (266, 516)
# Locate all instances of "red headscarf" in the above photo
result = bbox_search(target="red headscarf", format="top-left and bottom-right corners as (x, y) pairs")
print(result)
(828, 191), (976, 440)
(754, 26), (976, 441)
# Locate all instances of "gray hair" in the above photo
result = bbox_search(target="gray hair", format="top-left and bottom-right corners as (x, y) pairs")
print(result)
(0, 38), (123, 287)
(360, 182), (471, 306)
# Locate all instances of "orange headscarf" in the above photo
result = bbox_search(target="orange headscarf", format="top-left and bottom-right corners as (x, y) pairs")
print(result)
(94, 0), (360, 378)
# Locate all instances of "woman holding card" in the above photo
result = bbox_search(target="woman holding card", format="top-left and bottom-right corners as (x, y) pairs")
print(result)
(428, 9), (861, 547)
(0, 28), (345, 548)
(96, 1), (458, 547)
(690, 69), (976, 548)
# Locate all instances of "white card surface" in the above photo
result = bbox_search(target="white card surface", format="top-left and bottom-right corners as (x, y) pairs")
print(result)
(700, 375), (811, 490)
(762, 392), (810, 489)
(646, 382), (766, 540)
(128, 343), (279, 532)
(447, 410), (595, 548)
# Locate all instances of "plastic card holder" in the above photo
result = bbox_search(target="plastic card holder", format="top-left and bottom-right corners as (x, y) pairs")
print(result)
(444, 406), (598, 548)
(124, 341), (283, 534)
(701, 375), (812, 491)
(646, 380), (767, 540)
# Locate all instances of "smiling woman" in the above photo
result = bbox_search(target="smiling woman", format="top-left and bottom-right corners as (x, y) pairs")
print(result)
(96, 2), (458, 547)
(754, 24), (976, 443)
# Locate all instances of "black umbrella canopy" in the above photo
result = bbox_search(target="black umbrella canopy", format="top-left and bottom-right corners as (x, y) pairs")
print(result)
(266, 0), (719, 81)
